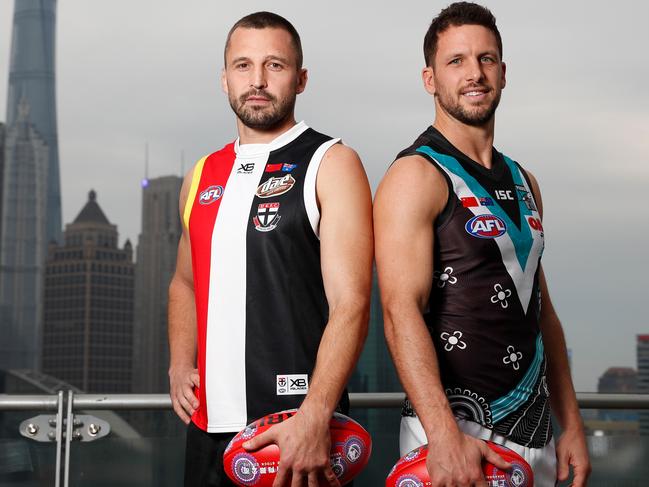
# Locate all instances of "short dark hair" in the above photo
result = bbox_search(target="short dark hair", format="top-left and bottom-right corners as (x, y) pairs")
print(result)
(224, 11), (303, 69)
(423, 2), (502, 67)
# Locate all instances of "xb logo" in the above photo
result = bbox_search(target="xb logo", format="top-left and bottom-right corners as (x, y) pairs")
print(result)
(237, 163), (254, 174)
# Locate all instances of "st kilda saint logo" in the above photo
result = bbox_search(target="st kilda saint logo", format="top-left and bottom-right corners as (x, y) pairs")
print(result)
(253, 202), (281, 232)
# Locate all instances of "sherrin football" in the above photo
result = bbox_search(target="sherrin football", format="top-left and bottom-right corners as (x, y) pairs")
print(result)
(385, 441), (534, 487)
(224, 409), (372, 486)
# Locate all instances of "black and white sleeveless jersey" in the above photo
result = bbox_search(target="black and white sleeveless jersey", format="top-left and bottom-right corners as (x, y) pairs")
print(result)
(184, 122), (349, 433)
(398, 126), (552, 448)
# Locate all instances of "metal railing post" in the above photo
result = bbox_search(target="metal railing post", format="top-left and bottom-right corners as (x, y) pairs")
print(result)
(63, 390), (74, 487)
(54, 390), (64, 487)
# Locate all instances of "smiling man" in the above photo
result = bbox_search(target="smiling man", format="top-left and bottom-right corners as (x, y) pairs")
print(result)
(374, 3), (590, 486)
(168, 12), (373, 487)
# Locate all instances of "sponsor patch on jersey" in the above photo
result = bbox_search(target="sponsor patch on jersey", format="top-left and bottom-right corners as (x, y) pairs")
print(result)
(265, 163), (283, 172)
(256, 174), (296, 198)
(465, 214), (507, 239)
(253, 202), (281, 232)
(281, 163), (297, 172)
(237, 163), (255, 174)
(265, 162), (298, 173)
(479, 196), (494, 206)
(276, 374), (309, 395)
(198, 185), (224, 205)
(461, 196), (479, 207)
(462, 196), (493, 207)
(527, 216), (544, 232)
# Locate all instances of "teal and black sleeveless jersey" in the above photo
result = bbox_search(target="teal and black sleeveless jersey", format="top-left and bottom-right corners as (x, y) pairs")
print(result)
(399, 126), (552, 448)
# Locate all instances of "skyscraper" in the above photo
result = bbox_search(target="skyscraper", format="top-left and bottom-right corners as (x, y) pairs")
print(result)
(637, 335), (649, 435)
(132, 175), (183, 393)
(0, 99), (49, 371)
(5, 0), (62, 244)
(42, 191), (134, 392)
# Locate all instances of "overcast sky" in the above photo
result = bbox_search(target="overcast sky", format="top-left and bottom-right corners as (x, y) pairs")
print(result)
(1, 0), (648, 392)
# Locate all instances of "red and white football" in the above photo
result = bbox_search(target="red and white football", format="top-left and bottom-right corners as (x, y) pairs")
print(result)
(385, 441), (534, 487)
(224, 409), (372, 486)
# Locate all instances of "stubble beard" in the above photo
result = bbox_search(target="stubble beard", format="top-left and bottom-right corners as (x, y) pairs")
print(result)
(436, 85), (501, 127)
(229, 89), (296, 130)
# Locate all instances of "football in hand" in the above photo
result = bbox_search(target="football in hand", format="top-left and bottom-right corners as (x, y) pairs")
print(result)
(224, 409), (372, 486)
(385, 441), (534, 487)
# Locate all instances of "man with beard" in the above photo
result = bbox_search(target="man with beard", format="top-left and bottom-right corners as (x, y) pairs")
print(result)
(168, 12), (373, 487)
(374, 3), (590, 487)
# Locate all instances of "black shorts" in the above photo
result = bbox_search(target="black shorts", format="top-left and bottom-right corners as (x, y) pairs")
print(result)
(184, 421), (237, 487)
(184, 421), (355, 487)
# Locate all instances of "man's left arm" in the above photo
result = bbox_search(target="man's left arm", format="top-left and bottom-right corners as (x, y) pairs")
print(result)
(528, 171), (591, 487)
(244, 143), (373, 487)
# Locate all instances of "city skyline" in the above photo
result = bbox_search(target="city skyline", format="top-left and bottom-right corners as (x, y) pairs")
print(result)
(0, 1), (647, 391)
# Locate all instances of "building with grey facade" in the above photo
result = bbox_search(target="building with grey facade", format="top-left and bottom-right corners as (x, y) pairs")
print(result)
(5, 0), (61, 244)
(42, 191), (134, 393)
(132, 175), (183, 393)
(0, 99), (49, 371)
(0, 0), (62, 371)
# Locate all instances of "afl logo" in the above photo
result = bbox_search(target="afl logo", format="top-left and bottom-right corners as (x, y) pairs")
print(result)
(199, 185), (224, 205)
(465, 214), (507, 239)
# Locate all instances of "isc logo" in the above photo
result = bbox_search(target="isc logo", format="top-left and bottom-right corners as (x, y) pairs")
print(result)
(199, 185), (224, 205)
(465, 214), (507, 239)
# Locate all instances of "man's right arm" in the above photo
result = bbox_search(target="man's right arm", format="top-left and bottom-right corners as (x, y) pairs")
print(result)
(168, 170), (200, 424)
(374, 155), (509, 487)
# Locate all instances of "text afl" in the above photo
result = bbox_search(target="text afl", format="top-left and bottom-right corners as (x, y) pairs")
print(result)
(199, 185), (224, 205)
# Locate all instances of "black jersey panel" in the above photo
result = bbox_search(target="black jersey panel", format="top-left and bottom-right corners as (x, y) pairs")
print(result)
(243, 129), (348, 423)
(396, 126), (551, 447)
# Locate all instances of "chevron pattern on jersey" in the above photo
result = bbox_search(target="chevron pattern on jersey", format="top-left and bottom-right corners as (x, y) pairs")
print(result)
(416, 146), (543, 313)
(493, 358), (553, 448)
(490, 333), (545, 422)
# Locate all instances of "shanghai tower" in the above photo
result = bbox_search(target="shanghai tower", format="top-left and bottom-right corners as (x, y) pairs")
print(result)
(5, 0), (61, 243)
(0, 0), (61, 370)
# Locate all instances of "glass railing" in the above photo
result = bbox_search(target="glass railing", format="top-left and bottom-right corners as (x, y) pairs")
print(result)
(1, 393), (648, 486)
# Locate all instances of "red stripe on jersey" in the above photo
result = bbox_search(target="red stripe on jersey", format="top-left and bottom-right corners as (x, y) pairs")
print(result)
(188, 143), (236, 430)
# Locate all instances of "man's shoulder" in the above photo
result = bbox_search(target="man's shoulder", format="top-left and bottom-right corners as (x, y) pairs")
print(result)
(395, 126), (447, 161)
(204, 141), (237, 161)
